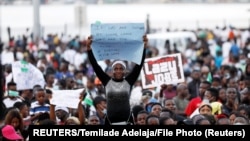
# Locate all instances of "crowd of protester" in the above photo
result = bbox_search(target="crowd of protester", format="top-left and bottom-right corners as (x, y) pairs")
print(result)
(1, 25), (250, 140)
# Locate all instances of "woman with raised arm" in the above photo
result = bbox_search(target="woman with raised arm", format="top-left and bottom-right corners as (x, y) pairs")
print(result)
(86, 35), (148, 125)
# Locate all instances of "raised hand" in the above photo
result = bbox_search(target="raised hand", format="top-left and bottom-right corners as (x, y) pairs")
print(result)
(86, 35), (92, 50)
(143, 35), (148, 48)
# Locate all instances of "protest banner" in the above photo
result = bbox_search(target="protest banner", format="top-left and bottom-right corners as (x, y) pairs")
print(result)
(11, 60), (45, 90)
(91, 22), (145, 64)
(141, 53), (185, 89)
(50, 88), (84, 109)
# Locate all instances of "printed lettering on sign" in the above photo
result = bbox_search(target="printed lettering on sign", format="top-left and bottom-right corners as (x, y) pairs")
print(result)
(141, 53), (185, 89)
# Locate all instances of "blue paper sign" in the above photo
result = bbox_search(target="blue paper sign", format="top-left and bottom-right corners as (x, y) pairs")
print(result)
(91, 23), (145, 64)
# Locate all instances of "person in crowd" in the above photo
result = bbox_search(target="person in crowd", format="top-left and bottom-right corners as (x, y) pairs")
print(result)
(131, 105), (144, 124)
(222, 87), (239, 116)
(218, 87), (227, 104)
(13, 102), (30, 130)
(54, 60), (73, 81)
(233, 115), (249, 125)
(145, 114), (160, 125)
(0, 125), (23, 141)
(86, 35), (148, 125)
(64, 116), (81, 125)
(203, 114), (216, 125)
(87, 115), (101, 125)
(172, 83), (189, 117)
(236, 104), (250, 119)
(228, 111), (241, 125)
(198, 102), (213, 116)
(187, 69), (201, 100)
(52, 106), (69, 125)
(162, 99), (176, 112)
(203, 88), (222, 115)
(4, 108), (28, 140)
(191, 114), (206, 125)
(19, 89), (32, 107)
(216, 116), (230, 125)
(159, 116), (176, 125)
(29, 88), (50, 123)
(45, 73), (55, 90)
(135, 110), (149, 125)
(195, 118), (211, 125)
(160, 108), (174, 118)
(85, 75), (100, 99)
(37, 119), (56, 125)
(159, 84), (176, 100)
(89, 96), (107, 125)
(49, 90), (85, 125)
(185, 81), (211, 117)
(149, 103), (162, 117)
(240, 87), (250, 106)
(3, 82), (23, 108)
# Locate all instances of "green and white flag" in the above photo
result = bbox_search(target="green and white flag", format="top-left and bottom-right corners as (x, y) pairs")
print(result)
(206, 72), (212, 83)
(83, 93), (93, 106)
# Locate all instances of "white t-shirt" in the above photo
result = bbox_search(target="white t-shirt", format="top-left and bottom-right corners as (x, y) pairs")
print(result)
(3, 97), (23, 108)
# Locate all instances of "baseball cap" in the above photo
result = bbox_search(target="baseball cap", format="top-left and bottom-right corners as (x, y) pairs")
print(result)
(2, 125), (23, 140)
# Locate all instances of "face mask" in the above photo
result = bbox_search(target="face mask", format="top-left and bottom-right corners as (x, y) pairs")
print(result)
(102, 108), (107, 114)
(76, 79), (82, 84)
(8, 90), (19, 97)
(240, 59), (246, 64)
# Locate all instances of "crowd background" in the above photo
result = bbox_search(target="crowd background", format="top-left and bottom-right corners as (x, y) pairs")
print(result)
(1, 24), (250, 124)
(1, 1), (250, 141)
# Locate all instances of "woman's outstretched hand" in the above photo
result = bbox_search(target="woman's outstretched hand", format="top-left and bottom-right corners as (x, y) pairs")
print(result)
(86, 35), (92, 50)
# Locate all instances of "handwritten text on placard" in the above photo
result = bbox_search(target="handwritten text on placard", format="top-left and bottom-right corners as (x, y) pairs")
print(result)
(91, 23), (145, 64)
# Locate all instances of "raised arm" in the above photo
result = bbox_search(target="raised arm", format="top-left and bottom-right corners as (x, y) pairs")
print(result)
(86, 36), (110, 86)
(77, 90), (86, 125)
(126, 35), (148, 85)
(49, 104), (56, 122)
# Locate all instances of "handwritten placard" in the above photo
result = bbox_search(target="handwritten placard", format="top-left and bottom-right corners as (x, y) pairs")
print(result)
(11, 61), (46, 90)
(91, 23), (145, 64)
(140, 53), (185, 89)
(50, 88), (84, 109)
